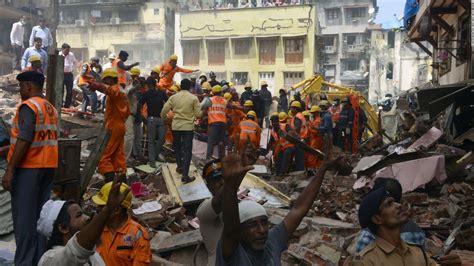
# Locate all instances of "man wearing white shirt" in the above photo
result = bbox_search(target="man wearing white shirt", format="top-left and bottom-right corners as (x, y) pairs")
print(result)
(29, 18), (53, 52)
(60, 43), (77, 108)
(10, 16), (26, 71)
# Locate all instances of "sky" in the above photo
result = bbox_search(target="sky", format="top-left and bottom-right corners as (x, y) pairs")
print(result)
(375, 0), (406, 24)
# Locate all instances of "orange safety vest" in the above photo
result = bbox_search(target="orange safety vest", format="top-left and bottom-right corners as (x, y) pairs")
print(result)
(112, 59), (126, 85)
(238, 119), (261, 145)
(208, 96), (227, 124)
(290, 112), (308, 139)
(78, 63), (92, 86)
(278, 123), (294, 150)
(330, 105), (341, 123)
(8, 96), (58, 168)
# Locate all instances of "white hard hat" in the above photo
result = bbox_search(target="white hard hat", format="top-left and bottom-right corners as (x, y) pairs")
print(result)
(108, 53), (116, 59)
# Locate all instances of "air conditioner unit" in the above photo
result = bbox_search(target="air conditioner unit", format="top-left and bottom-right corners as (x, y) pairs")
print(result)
(75, 19), (85, 27)
(110, 18), (121, 25)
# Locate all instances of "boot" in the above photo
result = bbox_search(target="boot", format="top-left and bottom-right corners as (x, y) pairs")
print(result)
(181, 175), (195, 184)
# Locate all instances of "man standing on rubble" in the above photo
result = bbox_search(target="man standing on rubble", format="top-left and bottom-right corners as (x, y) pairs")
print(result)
(10, 16), (26, 71)
(112, 50), (139, 88)
(158, 55), (198, 91)
(259, 81), (272, 128)
(88, 69), (130, 182)
(138, 77), (168, 168)
(125, 67), (146, 162)
(161, 79), (202, 184)
(318, 100), (333, 160)
(21, 37), (48, 71)
(60, 43), (77, 108)
(29, 18), (53, 52)
(217, 145), (340, 265)
(2, 71), (58, 265)
(78, 57), (101, 114)
(202, 85), (228, 160)
(240, 82), (253, 106)
(337, 97), (355, 153)
(354, 185), (461, 265)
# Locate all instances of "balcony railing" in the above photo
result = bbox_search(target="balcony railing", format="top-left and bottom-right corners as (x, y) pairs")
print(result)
(324, 45), (336, 54)
(60, 0), (143, 5)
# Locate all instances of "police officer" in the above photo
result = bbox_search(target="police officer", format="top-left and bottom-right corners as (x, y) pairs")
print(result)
(3, 71), (58, 265)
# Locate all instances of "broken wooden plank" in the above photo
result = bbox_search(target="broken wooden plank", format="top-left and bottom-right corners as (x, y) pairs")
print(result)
(241, 172), (291, 208)
(45, 54), (64, 136)
(80, 128), (111, 196)
(151, 229), (202, 253)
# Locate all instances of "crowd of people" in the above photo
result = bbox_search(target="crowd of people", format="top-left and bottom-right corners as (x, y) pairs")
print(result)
(4, 16), (463, 266)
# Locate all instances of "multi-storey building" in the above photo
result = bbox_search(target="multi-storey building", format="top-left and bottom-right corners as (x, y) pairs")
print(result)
(405, 0), (471, 85)
(316, 0), (376, 92)
(177, 5), (317, 94)
(57, 0), (177, 71)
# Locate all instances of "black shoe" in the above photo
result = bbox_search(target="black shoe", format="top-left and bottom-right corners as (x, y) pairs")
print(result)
(176, 167), (182, 174)
(181, 176), (195, 184)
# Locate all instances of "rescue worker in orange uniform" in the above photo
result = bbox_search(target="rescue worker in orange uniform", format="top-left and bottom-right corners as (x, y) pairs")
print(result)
(78, 57), (101, 114)
(289, 101), (309, 142)
(305, 106), (323, 172)
(242, 100), (258, 123)
(236, 111), (261, 152)
(225, 93), (245, 151)
(89, 69), (131, 182)
(274, 112), (304, 175)
(22, 55), (43, 73)
(112, 50), (139, 88)
(3, 71), (58, 265)
(267, 112), (281, 164)
(202, 85), (228, 160)
(93, 182), (151, 265)
(158, 54), (198, 91)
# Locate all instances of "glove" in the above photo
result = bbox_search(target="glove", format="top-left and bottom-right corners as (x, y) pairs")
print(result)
(345, 128), (351, 135)
(88, 82), (106, 92)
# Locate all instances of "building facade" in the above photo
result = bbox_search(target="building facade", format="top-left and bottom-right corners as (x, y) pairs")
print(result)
(368, 26), (432, 103)
(177, 5), (317, 94)
(316, 0), (376, 93)
(57, 0), (177, 72)
(406, 0), (472, 85)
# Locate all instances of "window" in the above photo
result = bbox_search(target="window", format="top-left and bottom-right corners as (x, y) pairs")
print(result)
(154, 8), (160, 15)
(387, 31), (395, 48)
(345, 35), (357, 45)
(60, 9), (80, 25)
(182, 41), (200, 66)
(207, 40), (226, 65)
(284, 38), (304, 64)
(343, 59), (358, 71)
(232, 72), (248, 85)
(323, 36), (335, 46)
(326, 8), (339, 20)
(456, 16), (470, 65)
(284, 72), (304, 89)
(347, 7), (367, 18)
(209, 72), (226, 81)
(94, 10), (112, 23)
(259, 39), (277, 65)
(119, 8), (139, 22)
(259, 72), (274, 90)
(386, 62), (393, 79)
(233, 39), (250, 55)
(95, 49), (108, 64)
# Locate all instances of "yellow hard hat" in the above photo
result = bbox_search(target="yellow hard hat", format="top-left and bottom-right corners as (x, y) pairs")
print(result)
(92, 181), (132, 208)
(278, 112), (288, 122)
(270, 111), (279, 118)
(170, 85), (180, 92)
(151, 66), (161, 74)
(101, 68), (118, 79)
(169, 54), (178, 61)
(319, 100), (329, 107)
(291, 101), (302, 108)
(212, 85), (222, 94)
(228, 82), (234, 87)
(29, 55), (41, 63)
(224, 92), (232, 100)
(202, 82), (211, 91)
(130, 67), (141, 76)
(244, 100), (253, 107)
(310, 105), (321, 113)
(247, 111), (257, 118)
(302, 111), (310, 117)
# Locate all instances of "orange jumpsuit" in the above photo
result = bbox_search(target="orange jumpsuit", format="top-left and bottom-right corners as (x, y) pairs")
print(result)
(97, 217), (151, 266)
(98, 84), (130, 174)
(304, 116), (323, 169)
(158, 62), (193, 90)
(165, 111), (174, 144)
(227, 102), (245, 147)
(237, 118), (261, 152)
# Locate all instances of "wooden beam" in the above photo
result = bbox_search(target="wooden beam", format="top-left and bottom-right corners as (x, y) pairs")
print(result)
(426, 36), (438, 49)
(431, 14), (455, 36)
(431, 7), (457, 14)
(80, 128), (111, 196)
(414, 40), (433, 57)
(46, 54), (64, 136)
(456, 0), (469, 11)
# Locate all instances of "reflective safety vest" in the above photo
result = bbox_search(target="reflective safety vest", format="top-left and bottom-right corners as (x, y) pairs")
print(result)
(8, 96), (58, 168)
(78, 63), (92, 86)
(208, 96), (228, 124)
(112, 59), (126, 85)
(239, 119), (260, 144)
(330, 105), (341, 124)
(278, 123), (294, 150)
(290, 112), (308, 139)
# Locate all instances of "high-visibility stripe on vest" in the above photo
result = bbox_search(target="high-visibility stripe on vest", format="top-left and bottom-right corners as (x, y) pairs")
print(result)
(208, 96), (227, 124)
(8, 96), (58, 168)
(112, 59), (126, 85)
(78, 63), (92, 86)
(290, 112), (308, 139)
(239, 119), (259, 143)
(278, 123), (294, 150)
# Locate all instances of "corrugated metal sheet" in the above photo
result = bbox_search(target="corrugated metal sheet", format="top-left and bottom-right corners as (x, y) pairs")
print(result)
(0, 159), (13, 235)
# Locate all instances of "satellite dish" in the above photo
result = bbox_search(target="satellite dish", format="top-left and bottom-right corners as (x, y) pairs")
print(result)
(368, 7), (375, 14)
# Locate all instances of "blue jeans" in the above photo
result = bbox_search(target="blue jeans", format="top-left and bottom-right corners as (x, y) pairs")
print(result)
(172, 130), (194, 177)
(80, 85), (98, 113)
(147, 117), (166, 165)
(11, 168), (53, 265)
(206, 122), (227, 160)
(275, 147), (305, 175)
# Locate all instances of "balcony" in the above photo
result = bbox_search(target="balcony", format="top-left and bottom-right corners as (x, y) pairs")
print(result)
(345, 44), (365, 53)
(60, 0), (144, 6)
(324, 45), (337, 54)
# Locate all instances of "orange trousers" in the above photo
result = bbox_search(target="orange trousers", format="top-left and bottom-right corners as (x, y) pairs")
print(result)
(98, 124), (126, 174)
(304, 135), (323, 169)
